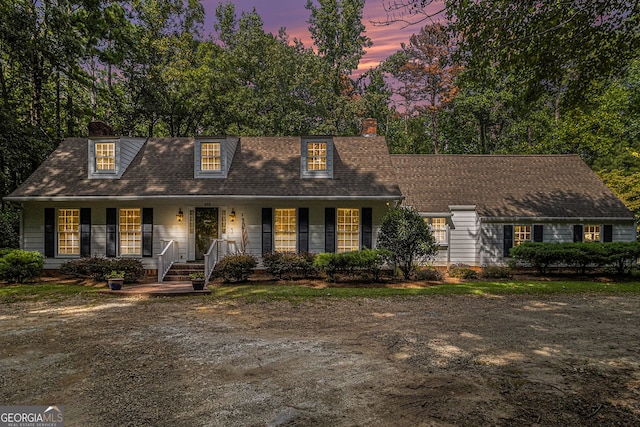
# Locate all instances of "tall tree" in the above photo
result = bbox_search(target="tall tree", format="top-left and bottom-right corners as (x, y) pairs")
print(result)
(305, 0), (372, 134)
(386, 23), (460, 153)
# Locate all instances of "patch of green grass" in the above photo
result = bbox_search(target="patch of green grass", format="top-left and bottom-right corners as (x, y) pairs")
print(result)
(208, 280), (640, 302)
(0, 282), (101, 303)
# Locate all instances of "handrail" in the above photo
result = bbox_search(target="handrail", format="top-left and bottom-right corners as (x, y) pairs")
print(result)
(204, 239), (220, 284)
(158, 240), (178, 282)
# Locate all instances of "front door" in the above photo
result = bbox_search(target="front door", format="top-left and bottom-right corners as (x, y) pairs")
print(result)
(195, 208), (219, 260)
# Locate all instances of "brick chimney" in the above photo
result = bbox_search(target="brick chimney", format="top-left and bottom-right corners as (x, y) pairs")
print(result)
(88, 121), (115, 137)
(360, 118), (377, 137)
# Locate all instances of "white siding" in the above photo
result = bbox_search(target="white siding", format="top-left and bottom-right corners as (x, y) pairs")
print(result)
(449, 207), (480, 266)
(480, 220), (638, 266)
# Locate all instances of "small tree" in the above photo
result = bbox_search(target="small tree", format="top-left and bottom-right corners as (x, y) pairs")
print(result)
(377, 206), (438, 279)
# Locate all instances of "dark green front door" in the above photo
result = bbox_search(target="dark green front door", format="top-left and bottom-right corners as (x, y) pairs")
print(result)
(195, 208), (218, 260)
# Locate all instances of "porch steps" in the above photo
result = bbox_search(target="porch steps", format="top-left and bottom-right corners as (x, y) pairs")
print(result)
(163, 262), (205, 282)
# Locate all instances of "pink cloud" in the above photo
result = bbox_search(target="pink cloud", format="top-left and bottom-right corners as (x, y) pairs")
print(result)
(201, 0), (446, 72)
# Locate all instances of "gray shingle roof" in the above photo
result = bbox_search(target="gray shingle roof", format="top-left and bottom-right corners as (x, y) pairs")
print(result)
(6, 137), (402, 200)
(390, 155), (633, 219)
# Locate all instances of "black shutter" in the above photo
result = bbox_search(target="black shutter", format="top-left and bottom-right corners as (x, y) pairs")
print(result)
(262, 208), (272, 255)
(44, 208), (55, 258)
(603, 224), (613, 242)
(533, 224), (543, 243)
(362, 208), (373, 249)
(503, 225), (513, 257)
(142, 208), (153, 257)
(80, 208), (91, 257)
(298, 208), (309, 253)
(325, 208), (336, 253)
(106, 208), (117, 257)
(573, 225), (583, 243)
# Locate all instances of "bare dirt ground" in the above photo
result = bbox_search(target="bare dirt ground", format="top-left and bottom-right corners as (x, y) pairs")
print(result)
(1, 289), (639, 426)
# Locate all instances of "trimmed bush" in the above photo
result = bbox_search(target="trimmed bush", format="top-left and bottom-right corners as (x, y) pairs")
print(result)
(510, 241), (640, 275)
(0, 249), (44, 283)
(314, 249), (390, 282)
(60, 257), (145, 282)
(213, 253), (257, 282)
(480, 266), (513, 279)
(262, 252), (318, 279)
(448, 264), (478, 280)
(415, 267), (444, 281)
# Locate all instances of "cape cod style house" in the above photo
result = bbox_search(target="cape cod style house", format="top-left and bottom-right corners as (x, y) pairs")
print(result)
(4, 121), (636, 280)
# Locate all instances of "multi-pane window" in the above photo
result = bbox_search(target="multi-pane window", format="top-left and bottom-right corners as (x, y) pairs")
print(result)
(307, 142), (327, 171)
(95, 143), (115, 171)
(337, 208), (359, 253)
(201, 142), (221, 171)
(58, 209), (79, 255)
(429, 217), (447, 244)
(274, 208), (296, 252)
(514, 225), (531, 246)
(119, 208), (141, 255)
(584, 225), (601, 242)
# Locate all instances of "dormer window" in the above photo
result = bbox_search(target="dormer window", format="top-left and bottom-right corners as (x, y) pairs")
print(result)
(307, 142), (327, 171)
(195, 137), (237, 178)
(95, 142), (115, 171)
(201, 142), (221, 171)
(301, 137), (333, 178)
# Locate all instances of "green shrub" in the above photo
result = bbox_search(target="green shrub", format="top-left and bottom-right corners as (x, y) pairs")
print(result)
(448, 264), (478, 280)
(415, 267), (444, 281)
(0, 249), (44, 283)
(510, 241), (640, 275)
(480, 266), (513, 279)
(314, 249), (391, 282)
(60, 257), (144, 282)
(263, 252), (318, 279)
(314, 252), (347, 282)
(213, 253), (257, 282)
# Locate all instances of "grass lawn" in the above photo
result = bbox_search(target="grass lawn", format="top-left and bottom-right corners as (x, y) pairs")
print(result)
(1, 278), (639, 303)
(208, 280), (640, 302)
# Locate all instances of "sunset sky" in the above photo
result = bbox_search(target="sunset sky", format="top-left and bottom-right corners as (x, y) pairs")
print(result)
(200, 0), (446, 73)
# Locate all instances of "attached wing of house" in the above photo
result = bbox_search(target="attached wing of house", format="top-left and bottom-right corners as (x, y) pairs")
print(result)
(391, 155), (636, 266)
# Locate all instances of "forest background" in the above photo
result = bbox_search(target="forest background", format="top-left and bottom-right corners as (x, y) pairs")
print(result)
(0, 0), (638, 247)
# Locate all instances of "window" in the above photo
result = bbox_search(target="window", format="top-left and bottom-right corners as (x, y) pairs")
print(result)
(58, 209), (79, 255)
(201, 142), (221, 171)
(514, 225), (531, 246)
(337, 208), (359, 252)
(427, 217), (447, 244)
(120, 208), (141, 255)
(584, 225), (601, 242)
(307, 142), (327, 171)
(301, 138), (333, 178)
(95, 142), (115, 171)
(274, 209), (297, 252)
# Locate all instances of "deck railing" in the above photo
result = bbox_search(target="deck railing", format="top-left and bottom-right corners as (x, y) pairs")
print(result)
(158, 240), (178, 282)
(204, 239), (221, 284)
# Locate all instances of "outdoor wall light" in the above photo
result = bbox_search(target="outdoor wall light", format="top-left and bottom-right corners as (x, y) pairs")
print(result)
(230, 209), (236, 223)
(176, 208), (184, 223)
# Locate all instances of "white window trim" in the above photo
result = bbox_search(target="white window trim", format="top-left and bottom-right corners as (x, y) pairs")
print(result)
(57, 208), (80, 257)
(337, 208), (360, 253)
(274, 208), (297, 253)
(119, 208), (142, 256)
(301, 137), (333, 178)
(88, 138), (120, 179)
(195, 138), (227, 178)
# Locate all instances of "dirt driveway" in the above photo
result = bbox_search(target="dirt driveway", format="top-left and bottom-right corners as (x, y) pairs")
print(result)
(1, 292), (639, 426)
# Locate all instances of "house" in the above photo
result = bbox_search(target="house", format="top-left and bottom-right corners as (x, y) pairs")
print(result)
(391, 155), (636, 266)
(4, 121), (636, 279)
